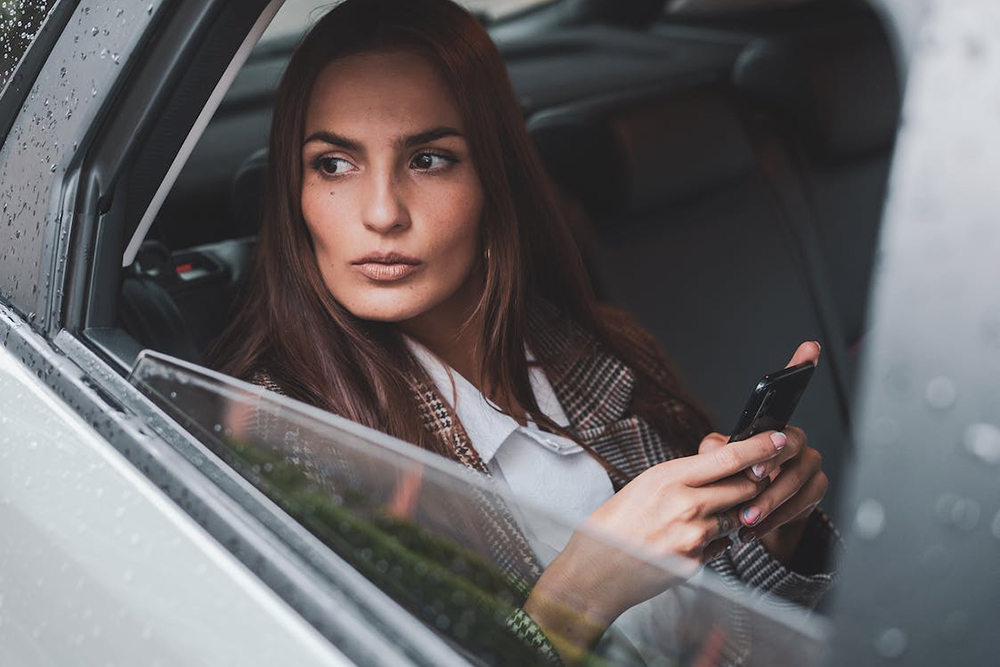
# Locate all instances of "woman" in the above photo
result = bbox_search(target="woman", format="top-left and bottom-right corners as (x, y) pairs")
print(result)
(210, 0), (835, 662)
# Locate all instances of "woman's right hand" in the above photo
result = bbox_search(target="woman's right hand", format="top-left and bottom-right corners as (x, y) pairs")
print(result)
(523, 428), (794, 660)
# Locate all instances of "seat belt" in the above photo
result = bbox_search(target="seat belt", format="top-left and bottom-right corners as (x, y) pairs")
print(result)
(743, 122), (855, 436)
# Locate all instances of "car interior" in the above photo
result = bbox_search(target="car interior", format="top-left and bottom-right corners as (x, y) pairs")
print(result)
(104, 0), (901, 520)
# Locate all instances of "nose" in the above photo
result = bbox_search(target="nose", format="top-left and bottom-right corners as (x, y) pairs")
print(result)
(361, 168), (410, 234)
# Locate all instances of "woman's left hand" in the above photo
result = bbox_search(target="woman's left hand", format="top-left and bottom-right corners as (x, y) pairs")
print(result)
(700, 341), (829, 564)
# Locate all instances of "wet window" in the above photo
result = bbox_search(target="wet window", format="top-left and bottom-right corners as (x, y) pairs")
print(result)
(0, 0), (60, 93)
(130, 352), (829, 666)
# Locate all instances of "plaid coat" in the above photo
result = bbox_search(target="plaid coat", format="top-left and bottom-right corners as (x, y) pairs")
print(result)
(409, 303), (837, 664)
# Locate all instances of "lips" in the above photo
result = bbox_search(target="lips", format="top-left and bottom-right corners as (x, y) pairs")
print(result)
(350, 252), (422, 282)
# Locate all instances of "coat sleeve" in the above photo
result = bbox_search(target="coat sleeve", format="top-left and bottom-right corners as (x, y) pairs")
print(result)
(711, 508), (839, 608)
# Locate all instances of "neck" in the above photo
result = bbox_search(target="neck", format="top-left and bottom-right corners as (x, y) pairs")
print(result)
(398, 278), (486, 390)
(399, 279), (527, 424)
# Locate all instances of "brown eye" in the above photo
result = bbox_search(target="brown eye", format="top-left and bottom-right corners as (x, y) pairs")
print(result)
(314, 156), (356, 176)
(410, 152), (455, 171)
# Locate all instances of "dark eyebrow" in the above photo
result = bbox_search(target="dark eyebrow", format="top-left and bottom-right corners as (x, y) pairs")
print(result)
(302, 131), (361, 151)
(302, 126), (464, 151)
(397, 126), (463, 148)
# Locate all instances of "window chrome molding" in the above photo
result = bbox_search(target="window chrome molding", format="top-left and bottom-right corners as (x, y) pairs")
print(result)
(122, 0), (285, 267)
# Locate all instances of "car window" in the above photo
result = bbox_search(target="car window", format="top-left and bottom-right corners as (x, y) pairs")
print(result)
(128, 351), (829, 666)
(0, 0), (59, 93)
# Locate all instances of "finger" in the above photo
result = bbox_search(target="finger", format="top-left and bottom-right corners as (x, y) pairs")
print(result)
(706, 507), (743, 541)
(742, 425), (806, 480)
(693, 474), (769, 513)
(683, 430), (785, 486)
(768, 425), (808, 470)
(749, 472), (828, 540)
(698, 432), (728, 455)
(738, 451), (820, 528)
(786, 340), (821, 369)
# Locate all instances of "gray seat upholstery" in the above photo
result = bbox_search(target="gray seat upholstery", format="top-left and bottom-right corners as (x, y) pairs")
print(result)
(531, 86), (852, 512)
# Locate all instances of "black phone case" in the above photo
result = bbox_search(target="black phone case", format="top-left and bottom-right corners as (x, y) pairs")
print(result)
(728, 361), (815, 443)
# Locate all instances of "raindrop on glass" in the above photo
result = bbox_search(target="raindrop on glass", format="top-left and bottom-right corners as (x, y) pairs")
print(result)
(925, 377), (957, 409)
(963, 423), (1000, 465)
(874, 627), (908, 659)
(855, 499), (886, 540)
(935, 493), (980, 531)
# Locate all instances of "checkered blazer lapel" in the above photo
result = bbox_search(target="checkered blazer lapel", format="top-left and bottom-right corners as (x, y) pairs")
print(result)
(527, 305), (676, 488)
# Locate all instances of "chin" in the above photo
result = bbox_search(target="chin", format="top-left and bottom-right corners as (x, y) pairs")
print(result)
(338, 293), (432, 324)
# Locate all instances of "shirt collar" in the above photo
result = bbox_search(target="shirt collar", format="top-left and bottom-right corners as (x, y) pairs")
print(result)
(404, 337), (573, 464)
(405, 337), (517, 463)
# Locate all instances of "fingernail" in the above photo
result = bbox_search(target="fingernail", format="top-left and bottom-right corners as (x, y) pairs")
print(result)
(812, 340), (822, 352)
(751, 463), (767, 479)
(743, 506), (761, 525)
(770, 431), (787, 450)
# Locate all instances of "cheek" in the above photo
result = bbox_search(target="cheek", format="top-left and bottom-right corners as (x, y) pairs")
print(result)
(301, 180), (346, 259)
(424, 185), (484, 276)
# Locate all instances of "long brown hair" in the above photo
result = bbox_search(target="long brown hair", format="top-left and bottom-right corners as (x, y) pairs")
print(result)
(209, 0), (710, 473)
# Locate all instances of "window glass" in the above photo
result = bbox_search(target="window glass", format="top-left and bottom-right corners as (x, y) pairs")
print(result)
(258, 0), (557, 49)
(0, 0), (59, 93)
(129, 352), (828, 666)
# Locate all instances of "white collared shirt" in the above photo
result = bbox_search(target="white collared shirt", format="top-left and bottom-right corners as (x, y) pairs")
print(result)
(405, 338), (615, 564)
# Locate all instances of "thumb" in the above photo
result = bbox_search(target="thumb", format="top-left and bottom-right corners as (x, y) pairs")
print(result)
(786, 341), (821, 369)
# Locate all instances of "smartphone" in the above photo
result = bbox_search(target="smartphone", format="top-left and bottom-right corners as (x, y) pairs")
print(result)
(728, 361), (815, 443)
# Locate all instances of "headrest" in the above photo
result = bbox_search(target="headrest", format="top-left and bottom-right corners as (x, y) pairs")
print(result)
(230, 148), (269, 237)
(733, 30), (900, 159)
(530, 91), (756, 216)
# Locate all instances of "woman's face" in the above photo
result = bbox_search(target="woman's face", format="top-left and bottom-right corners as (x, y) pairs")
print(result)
(301, 50), (485, 331)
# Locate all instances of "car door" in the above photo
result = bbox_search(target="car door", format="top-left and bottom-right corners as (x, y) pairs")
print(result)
(0, 2), (422, 665)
